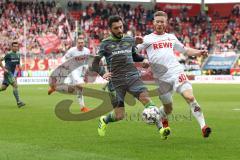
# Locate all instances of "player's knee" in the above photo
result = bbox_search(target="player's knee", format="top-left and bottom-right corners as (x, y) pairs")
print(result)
(13, 85), (18, 89)
(12, 82), (18, 88)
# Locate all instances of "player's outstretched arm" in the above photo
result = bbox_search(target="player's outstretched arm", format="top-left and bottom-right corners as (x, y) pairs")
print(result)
(0, 57), (7, 73)
(185, 47), (208, 57)
(135, 36), (152, 53)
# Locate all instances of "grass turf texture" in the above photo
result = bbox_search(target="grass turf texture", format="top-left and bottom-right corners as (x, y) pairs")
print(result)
(0, 84), (240, 160)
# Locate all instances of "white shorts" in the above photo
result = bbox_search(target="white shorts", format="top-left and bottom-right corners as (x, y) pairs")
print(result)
(64, 67), (85, 85)
(155, 72), (192, 104)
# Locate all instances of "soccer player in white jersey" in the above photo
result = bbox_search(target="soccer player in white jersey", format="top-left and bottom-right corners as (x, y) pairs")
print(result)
(48, 37), (90, 112)
(137, 11), (211, 138)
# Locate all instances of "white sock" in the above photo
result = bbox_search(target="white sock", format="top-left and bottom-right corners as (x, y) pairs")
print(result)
(189, 100), (206, 129)
(77, 90), (85, 108)
(56, 85), (85, 108)
(159, 106), (168, 119)
(156, 106), (168, 129)
(155, 118), (163, 129)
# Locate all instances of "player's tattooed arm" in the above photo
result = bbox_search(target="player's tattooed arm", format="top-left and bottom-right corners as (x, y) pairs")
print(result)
(92, 55), (105, 76)
(92, 55), (111, 80)
(132, 53), (149, 68)
(132, 53), (145, 62)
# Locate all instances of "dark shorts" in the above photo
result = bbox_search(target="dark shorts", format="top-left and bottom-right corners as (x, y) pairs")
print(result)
(107, 74), (147, 108)
(2, 72), (16, 86)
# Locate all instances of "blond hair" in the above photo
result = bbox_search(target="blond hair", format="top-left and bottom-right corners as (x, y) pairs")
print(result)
(154, 11), (168, 19)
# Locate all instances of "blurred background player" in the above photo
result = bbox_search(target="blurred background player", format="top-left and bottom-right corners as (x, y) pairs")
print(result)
(0, 41), (25, 108)
(48, 37), (90, 112)
(92, 15), (170, 139)
(137, 11), (211, 138)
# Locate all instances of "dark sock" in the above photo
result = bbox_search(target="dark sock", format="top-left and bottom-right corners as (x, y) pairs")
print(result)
(13, 88), (20, 103)
(104, 112), (116, 124)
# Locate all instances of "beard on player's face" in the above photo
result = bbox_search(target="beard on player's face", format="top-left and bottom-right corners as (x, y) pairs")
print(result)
(112, 31), (123, 38)
(110, 21), (124, 39)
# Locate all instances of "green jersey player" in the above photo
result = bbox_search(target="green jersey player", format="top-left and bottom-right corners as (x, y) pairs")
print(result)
(0, 42), (25, 108)
(92, 15), (170, 139)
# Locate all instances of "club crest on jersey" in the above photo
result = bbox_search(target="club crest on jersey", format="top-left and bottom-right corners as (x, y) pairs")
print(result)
(152, 42), (173, 50)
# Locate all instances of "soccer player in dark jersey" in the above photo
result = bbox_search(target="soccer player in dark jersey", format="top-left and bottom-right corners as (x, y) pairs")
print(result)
(0, 42), (25, 108)
(92, 15), (171, 138)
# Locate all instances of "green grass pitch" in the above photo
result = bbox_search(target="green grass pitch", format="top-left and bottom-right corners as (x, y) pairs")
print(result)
(0, 84), (240, 160)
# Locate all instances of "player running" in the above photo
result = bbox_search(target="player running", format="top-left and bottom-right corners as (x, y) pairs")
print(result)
(0, 41), (25, 108)
(137, 11), (211, 138)
(92, 15), (170, 139)
(48, 37), (90, 112)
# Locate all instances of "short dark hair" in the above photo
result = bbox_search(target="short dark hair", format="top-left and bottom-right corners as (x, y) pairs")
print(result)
(108, 15), (123, 28)
(12, 41), (19, 46)
(154, 11), (168, 19)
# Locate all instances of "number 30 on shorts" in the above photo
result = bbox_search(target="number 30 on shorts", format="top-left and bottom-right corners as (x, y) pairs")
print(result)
(178, 73), (188, 83)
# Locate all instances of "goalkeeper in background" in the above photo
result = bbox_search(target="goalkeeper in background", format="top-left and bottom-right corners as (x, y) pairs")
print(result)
(0, 41), (25, 108)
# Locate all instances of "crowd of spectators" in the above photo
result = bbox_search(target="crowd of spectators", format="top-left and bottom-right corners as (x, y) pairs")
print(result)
(0, 0), (74, 58)
(213, 9), (240, 53)
(0, 1), (239, 70)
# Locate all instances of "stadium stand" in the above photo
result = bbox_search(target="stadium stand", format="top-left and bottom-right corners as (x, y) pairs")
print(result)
(0, 0), (239, 74)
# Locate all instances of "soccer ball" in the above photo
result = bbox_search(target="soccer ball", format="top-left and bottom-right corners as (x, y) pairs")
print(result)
(142, 107), (160, 124)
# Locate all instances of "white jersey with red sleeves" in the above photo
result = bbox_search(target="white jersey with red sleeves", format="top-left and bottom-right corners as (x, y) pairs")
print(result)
(63, 46), (90, 84)
(137, 33), (186, 79)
